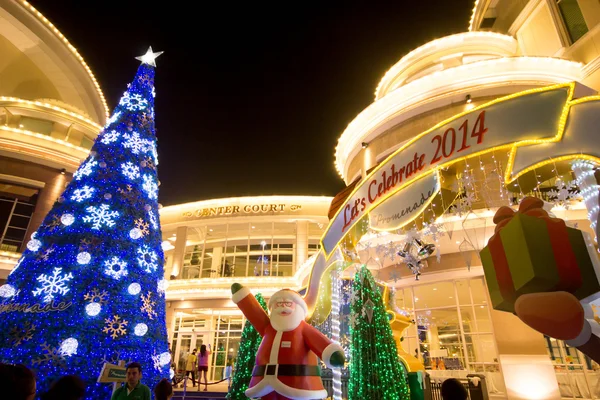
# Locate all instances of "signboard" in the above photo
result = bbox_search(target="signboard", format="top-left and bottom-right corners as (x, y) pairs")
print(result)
(321, 82), (600, 257)
(181, 203), (300, 218)
(98, 362), (127, 383)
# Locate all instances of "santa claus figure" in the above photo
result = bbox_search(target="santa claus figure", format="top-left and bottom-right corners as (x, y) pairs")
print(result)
(231, 283), (345, 400)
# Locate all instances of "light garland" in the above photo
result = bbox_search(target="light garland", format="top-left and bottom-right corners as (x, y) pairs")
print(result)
(572, 160), (600, 242)
(330, 269), (343, 400)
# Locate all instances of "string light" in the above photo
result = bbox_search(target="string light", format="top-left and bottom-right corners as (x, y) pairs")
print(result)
(0, 55), (169, 398)
(331, 269), (343, 400)
(348, 266), (410, 399)
(572, 160), (600, 243)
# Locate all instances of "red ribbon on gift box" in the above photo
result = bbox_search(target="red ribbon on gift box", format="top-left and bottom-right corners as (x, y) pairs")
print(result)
(489, 197), (582, 299)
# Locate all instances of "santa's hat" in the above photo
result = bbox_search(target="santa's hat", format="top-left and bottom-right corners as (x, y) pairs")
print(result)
(268, 289), (308, 315)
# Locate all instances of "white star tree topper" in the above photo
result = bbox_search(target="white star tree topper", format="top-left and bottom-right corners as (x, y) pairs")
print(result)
(135, 47), (163, 67)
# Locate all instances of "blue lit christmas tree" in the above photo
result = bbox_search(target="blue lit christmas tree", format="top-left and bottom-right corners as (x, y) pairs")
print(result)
(0, 48), (170, 399)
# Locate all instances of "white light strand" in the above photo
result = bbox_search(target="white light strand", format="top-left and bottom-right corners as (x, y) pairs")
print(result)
(572, 160), (599, 244)
(330, 268), (343, 400)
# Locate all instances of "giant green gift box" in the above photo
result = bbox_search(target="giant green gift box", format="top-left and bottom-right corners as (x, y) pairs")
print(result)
(480, 212), (599, 313)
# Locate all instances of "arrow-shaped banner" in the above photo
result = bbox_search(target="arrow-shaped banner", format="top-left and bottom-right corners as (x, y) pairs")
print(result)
(321, 82), (598, 258)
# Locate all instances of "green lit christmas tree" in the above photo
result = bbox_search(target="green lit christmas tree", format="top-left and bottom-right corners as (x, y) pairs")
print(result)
(227, 293), (268, 400)
(348, 265), (410, 400)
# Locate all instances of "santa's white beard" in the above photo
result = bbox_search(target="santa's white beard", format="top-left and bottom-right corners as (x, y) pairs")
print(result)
(270, 306), (305, 331)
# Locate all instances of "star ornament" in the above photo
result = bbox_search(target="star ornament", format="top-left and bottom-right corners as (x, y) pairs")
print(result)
(135, 47), (163, 67)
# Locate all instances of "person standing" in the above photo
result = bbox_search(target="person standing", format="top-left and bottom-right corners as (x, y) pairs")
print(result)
(110, 362), (151, 400)
(197, 344), (211, 392)
(185, 349), (198, 387)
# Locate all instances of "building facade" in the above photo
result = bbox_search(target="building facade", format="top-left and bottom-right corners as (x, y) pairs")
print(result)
(328, 1), (600, 399)
(159, 196), (331, 381)
(0, 0), (106, 279)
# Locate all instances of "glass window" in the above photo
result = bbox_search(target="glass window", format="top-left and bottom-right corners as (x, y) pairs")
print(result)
(176, 221), (299, 278)
(0, 193), (36, 252)
(19, 116), (53, 135)
(557, 0), (588, 43)
(80, 136), (94, 149)
(404, 277), (501, 397)
(413, 281), (455, 309)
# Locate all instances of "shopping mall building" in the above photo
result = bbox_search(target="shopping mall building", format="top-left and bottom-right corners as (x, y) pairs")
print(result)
(3, 1), (600, 399)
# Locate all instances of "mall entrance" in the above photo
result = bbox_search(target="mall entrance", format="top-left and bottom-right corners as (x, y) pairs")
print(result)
(170, 309), (243, 382)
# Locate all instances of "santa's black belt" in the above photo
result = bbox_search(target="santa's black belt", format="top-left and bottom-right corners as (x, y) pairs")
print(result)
(252, 364), (321, 377)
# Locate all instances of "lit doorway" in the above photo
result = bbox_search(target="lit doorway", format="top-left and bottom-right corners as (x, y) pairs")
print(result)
(173, 332), (210, 375)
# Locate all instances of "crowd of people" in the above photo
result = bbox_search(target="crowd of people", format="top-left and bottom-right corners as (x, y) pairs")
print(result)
(0, 361), (174, 400)
(1, 357), (468, 400)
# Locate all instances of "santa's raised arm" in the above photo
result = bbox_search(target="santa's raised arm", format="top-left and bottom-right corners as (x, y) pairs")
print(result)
(231, 283), (345, 400)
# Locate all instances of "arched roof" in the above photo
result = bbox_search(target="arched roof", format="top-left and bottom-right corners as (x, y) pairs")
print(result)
(0, 0), (108, 124)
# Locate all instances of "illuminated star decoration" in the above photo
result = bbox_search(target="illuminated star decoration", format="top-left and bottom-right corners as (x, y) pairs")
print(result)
(135, 47), (164, 67)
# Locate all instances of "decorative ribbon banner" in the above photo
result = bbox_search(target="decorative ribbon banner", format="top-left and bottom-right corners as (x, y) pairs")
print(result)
(321, 83), (580, 257)
(369, 172), (440, 231)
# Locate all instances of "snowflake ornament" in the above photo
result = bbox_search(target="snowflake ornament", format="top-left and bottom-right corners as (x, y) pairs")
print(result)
(389, 270), (401, 283)
(148, 210), (158, 229)
(142, 174), (158, 199)
(122, 132), (152, 154)
(100, 130), (120, 145)
(134, 218), (150, 236)
(83, 204), (119, 230)
(121, 162), (141, 180)
(103, 257), (128, 280)
(9, 321), (35, 346)
(37, 245), (55, 262)
(141, 292), (157, 320)
(119, 92), (148, 111)
(137, 245), (159, 273)
(349, 313), (358, 329)
(73, 159), (97, 181)
(32, 267), (74, 303)
(71, 186), (95, 202)
(32, 342), (66, 367)
(104, 111), (122, 128)
(103, 315), (128, 339)
(84, 288), (109, 305)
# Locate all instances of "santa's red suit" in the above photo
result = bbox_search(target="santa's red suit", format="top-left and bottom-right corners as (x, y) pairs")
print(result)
(232, 286), (343, 400)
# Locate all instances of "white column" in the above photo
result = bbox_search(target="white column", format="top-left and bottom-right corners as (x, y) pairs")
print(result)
(295, 220), (309, 272)
(171, 226), (188, 277)
(211, 247), (223, 277)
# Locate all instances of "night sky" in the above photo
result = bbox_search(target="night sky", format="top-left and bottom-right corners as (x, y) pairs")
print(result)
(30, 0), (474, 206)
